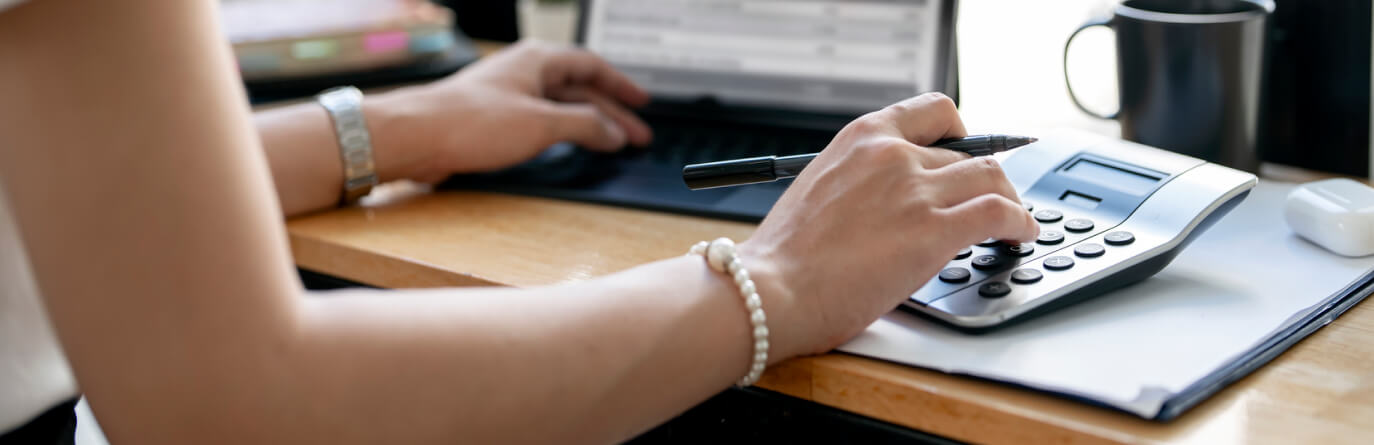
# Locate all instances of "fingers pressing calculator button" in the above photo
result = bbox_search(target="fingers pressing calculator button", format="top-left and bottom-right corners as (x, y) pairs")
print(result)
(977, 238), (1003, 247)
(978, 282), (1012, 298)
(1010, 269), (1043, 284)
(1036, 230), (1065, 245)
(939, 267), (971, 283)
(1034, 209), (1063, 223)
(954, 247), (972, 260)
(1064, 218), (1095, 232)
(1104, 231), (1136, 246)
(970, 255), (1006, 270)
(1044, 256), (1075, 270)
(999, 243), (1035, 257)
(1074, 243), (1106, 258)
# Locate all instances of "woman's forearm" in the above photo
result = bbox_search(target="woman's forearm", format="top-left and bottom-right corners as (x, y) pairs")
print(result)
(254, 89), (430, 218)
(2, 1), (774, 442)
(65, 254), (775, 444)
(278, 255), (777, 444)
(253, 102), (347, 217)
(245, 73), (769, 444)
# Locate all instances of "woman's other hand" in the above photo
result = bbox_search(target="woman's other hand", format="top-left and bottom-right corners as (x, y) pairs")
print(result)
(740, 93), (1040, 360)
(372, 40), (652, 183)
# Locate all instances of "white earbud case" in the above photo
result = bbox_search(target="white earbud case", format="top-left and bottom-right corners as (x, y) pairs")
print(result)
(1285, 178), (1374, 257)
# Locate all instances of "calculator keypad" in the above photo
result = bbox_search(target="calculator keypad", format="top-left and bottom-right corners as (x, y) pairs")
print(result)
(911, 198), (1147, 309)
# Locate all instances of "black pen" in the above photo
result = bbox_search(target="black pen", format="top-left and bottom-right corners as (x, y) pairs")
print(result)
(682, 134), (1038, 190)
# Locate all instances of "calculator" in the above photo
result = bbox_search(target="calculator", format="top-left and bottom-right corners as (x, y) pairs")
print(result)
(904, 129), (1258, 332)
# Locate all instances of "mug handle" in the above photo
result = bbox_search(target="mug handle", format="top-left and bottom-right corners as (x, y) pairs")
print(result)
(1063, 18), (1118, 120)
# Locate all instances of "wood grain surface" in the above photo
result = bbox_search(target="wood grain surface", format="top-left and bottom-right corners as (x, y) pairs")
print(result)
(287, 180), (1374, 445)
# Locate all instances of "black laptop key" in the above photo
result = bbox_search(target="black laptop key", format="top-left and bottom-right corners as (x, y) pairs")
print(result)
(442, 142), (621, 187)
(718, 133), (757, 160)
(649, 144), (673, 163)
(687, 134), (716, 163)
(756, 137), (782, 157)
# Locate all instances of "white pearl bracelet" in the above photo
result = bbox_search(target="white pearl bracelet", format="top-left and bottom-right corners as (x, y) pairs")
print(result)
(689, 237), (768, 387)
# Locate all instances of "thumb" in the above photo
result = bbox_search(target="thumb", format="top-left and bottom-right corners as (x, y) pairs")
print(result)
(540, 102), (627, 151)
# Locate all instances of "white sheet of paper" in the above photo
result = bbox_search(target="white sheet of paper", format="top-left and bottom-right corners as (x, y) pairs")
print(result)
(838, 180), (1374, 418)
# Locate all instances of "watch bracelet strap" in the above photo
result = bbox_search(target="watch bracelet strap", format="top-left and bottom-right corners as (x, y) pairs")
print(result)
(318, 86), (378, 205)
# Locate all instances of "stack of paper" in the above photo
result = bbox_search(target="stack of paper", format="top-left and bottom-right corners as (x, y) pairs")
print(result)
(840, 181), (1374, 419)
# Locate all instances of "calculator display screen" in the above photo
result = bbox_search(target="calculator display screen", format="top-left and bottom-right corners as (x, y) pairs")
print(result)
(1061, 159), (1162, 196)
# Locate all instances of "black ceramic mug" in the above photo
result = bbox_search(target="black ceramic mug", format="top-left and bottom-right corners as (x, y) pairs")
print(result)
(1064, 0), (1274, 172)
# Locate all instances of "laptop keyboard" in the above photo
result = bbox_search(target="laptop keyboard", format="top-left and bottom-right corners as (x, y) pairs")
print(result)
(636, 121), (830, 167)
(441, 120), (837, 221)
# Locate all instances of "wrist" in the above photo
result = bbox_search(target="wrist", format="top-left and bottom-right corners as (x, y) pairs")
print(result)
(361, 87), (445, 184)
(735, 240), (802, 363)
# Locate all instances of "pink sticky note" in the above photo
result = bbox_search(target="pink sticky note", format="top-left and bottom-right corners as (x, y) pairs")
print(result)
(364, 31), (410, 53)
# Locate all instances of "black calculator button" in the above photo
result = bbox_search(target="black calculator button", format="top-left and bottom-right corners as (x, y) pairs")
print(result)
(1034, 209), (1063, 223)
(1023, 201), (1034, 212)
(1044, 256), (1075, 270)
(999, 243), (1035, 257)
(1104, 231), (1136, 246)
(954, 247), (972, 260)
(1074, 243), (1106, 258)
(970, 255), (1006, 270)
(938, 267), (971, 283)
(976, 238), (1002, 247)
(1036, 230), (1065, 245)
(1010, 268), (1043, 284)
(979, 282), (1012, 298)
(1064, 218), (1095, 232)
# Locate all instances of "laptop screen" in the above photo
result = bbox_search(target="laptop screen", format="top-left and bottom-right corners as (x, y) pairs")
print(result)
(581, 0), (947, 115)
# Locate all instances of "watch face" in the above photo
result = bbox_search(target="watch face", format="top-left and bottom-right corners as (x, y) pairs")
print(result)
(320, 86), (363, 110)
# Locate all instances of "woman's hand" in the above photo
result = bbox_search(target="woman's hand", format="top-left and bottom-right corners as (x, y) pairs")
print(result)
(370, 40), (653, 184)
(739, 93), (1040, 360)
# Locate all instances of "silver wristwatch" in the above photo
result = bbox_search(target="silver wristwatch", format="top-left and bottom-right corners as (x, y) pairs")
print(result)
(317, 86), (378, 205)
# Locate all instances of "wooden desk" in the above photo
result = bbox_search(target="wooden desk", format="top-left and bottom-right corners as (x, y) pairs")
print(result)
(287, 175), (1372, 445)
(285, 8), (1371, 441)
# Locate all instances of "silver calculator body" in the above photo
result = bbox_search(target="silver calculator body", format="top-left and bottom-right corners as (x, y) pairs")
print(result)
(903, 129), (1258, 331)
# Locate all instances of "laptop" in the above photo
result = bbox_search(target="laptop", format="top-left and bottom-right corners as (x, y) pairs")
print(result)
(443, 0), (959, 222)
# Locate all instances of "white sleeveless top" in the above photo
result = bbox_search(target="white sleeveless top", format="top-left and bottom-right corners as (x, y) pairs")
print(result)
(0, 0), (83, 434)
